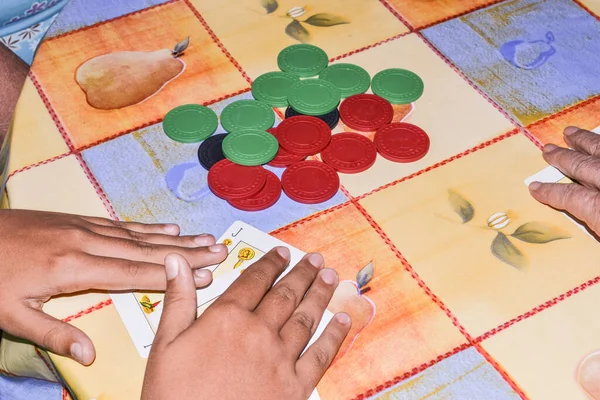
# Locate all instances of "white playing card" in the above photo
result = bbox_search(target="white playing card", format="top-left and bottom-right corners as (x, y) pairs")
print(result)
(524, 165), (565, 187)
(522, 125), (600, 237)
(111, 221), (333, 399)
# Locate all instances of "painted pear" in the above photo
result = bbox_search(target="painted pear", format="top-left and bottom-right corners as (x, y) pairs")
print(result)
(327, 280), (376, 362)
(75, 38), (190, 110)
(578, 350), (600, 398)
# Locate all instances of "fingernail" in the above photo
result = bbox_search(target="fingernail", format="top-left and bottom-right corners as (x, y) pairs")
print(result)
(209, 244), (225, 253)
(307, 253), (324, 269)
(320, 268), (338, 285)
(335, 312), (351, 325)
(165, 256), (180, 280)
(565, 126), (580, 136)
(195, 234), (214, 246)
(276, 246), (290, 260)
(543, 143), (558, 153)
(194, 269), (212, 280)
(70, 343), (84, 363)
(528, 181), (542, 191)
(163, 224), (179, 234)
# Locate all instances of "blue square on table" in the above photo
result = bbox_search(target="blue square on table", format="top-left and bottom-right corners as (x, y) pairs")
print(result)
(423, 0), (600, 125)
(369, 347), (521, 400)
(82, 93), (349, 237)
(47, 0), (170, 37)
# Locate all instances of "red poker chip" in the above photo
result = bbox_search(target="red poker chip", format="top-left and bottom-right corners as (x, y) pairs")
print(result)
(339, 94), (394, 132)
(373, 122), (430, 163)
(228, 170), (282, 211)
(281, 160), (340, 204)
(321, 133), (377, 174)
(277, 116), (332, 156)
(207, 159), (267, 200)
(266, 127), (306, 167)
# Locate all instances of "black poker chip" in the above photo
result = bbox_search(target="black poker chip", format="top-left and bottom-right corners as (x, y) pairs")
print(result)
(285, 106), (340, 130)
(198, 133), (227, 171)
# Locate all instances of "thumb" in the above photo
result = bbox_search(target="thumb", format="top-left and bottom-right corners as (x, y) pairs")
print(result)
(153, 254), (210, 346)
(4, 305), (96, 365)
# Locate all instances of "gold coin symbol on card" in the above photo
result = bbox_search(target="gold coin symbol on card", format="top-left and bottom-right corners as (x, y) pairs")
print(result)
(233, 247), (255, 269)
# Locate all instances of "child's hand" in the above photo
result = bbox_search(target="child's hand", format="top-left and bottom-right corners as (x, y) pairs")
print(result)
(142, 248), (351, 400)
(0, 209), (227, 365)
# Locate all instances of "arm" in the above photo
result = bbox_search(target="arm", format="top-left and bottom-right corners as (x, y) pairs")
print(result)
(0, 43), (29, 194)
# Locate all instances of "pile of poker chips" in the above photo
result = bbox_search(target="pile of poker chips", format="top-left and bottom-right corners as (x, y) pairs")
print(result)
(162, 43), (429, 211)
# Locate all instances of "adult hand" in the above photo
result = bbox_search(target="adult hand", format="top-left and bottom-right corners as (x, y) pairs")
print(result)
(529, 126), (600, 236)
(142, 248), (351, 400)
(0, 209), (227, 365)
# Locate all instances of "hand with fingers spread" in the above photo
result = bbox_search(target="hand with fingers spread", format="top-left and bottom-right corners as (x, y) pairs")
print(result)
(142, 248), (351, 400)
(529, 126), (600, 235)
(0, 209), (227, 366)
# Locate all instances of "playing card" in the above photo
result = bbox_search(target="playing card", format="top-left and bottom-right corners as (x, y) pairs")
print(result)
(111, 221), (333, 399)
(522, 125), (600, 237)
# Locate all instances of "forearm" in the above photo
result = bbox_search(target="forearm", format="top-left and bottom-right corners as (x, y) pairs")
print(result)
(0, 44), (30, 195)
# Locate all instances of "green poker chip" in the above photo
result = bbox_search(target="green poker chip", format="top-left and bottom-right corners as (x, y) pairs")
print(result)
(277, 44), (329, 78)
(252, 71), (300, 107)
(318, 63), (370, 98)
(222, 129), (279, 166)
(288, 79), (341, 116)
(162, 104), (218, 143)
(220, 100), (275, 133)
(371, 68), (424, 104)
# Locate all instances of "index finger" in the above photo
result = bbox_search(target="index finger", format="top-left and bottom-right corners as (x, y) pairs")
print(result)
(61, 254), (212, 292)
(529, 181), (600, 233)
(216, 247), (290, 310)
(542, 145), (600, 190)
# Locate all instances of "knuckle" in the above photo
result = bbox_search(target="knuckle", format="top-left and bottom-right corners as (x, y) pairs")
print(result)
(272, 283), (298, 305)
(589, 139), (600, 156)
(213, 300), (244, 319)
(124, 229), (145, 242)
(574, 131), (600, 155)
(123, 261), (141, 279)
(247, 266), (271, 286)
(310, 345), (330, 369)
(49, 251), (82, 271)
(569, 154), (594, 175)
(109, 219), (125, 229)
(311, 285), (333, 306)
(559, 183), (579, 204)
(41, 325), (66, 352)
(291, 311), (315, 332)
(134, 241), (155, 256)
(67, 227), (88, 242)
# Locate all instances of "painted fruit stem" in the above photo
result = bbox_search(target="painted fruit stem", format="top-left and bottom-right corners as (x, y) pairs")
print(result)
(172, 37), (190, 58)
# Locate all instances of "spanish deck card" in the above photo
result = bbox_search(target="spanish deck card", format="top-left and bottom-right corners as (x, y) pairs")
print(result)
(111, 221), (333, 398)
(522, 125), (600, 236)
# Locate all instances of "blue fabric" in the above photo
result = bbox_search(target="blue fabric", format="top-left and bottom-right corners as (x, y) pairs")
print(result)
(0, 374), (62, 400)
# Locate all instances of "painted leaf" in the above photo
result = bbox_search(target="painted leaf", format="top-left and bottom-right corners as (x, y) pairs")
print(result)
(285, 20), (311, 43)
(261, 0), (278, 14)
(172, 37), (190, 56)
(511, 221), (571, 244)
(491, 232), (528, 270)
(356, 261), (374, 289)
(304, 13), (350, 27)
(448, 189), (474, 223)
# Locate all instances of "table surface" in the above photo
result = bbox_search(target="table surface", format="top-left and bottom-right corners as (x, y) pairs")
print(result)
(4, 0), (600, 399)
